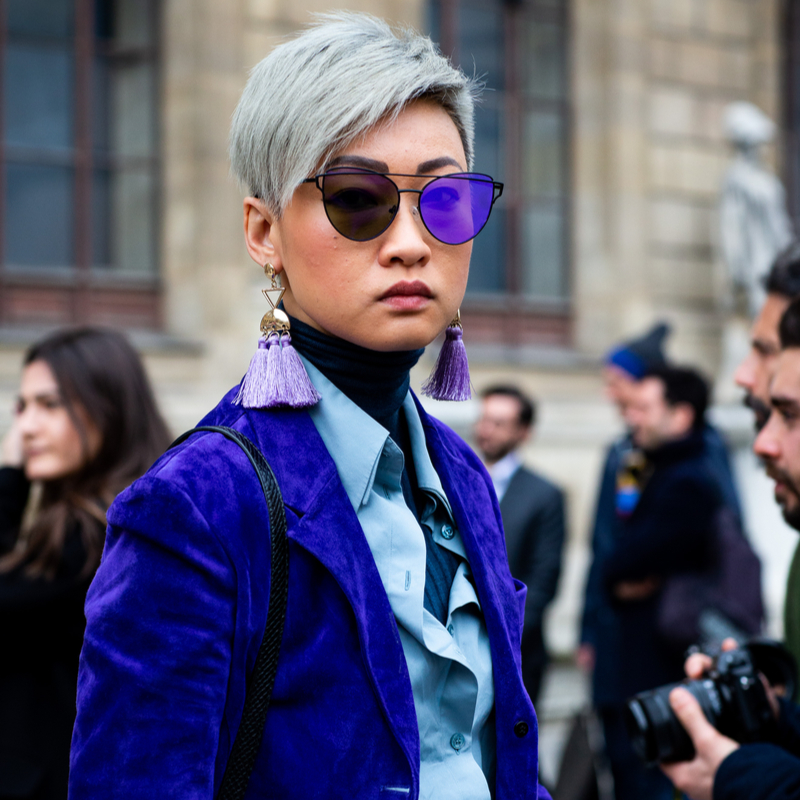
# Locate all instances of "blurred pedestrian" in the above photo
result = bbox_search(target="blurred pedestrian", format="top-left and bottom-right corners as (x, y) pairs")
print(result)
(578, 323), (672, 681)
(475, 385), (565, 705)
(0, 327), (170, 800)
(599, 366), (722, 800)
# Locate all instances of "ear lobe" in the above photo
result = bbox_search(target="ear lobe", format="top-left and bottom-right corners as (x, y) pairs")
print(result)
(673, 403), (695, 436)
(243, 197), (283, 272)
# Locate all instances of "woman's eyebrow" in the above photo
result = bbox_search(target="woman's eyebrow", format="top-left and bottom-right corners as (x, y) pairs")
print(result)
(417, 156), (463, 173)
(328, 155), (389, 171)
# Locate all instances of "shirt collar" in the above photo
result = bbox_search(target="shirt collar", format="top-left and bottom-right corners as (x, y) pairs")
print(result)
(303, 357), (454, 519)
(487, 450), (521, 486)
(303, 357), (390, 512)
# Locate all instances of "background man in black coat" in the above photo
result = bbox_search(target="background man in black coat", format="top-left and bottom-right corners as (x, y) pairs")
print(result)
(474, 385), (566, 706)
(600, 366), (723, 800)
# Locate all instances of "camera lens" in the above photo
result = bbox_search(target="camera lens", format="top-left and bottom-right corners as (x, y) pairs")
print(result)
(625, 679), (722, 765)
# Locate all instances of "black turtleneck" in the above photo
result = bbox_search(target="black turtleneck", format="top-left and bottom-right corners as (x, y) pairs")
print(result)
(288, 315), (423, 436)
(288, 315), (460, 623)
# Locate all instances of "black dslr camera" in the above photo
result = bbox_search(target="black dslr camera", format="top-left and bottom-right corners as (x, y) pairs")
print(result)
(625, 640), (797, 766)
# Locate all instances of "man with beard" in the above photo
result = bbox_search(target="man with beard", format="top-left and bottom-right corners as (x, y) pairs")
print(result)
(474, 386), (565, 705)
(734, 243), (800, 665)
(734, 243), (800, 432)
(662, 297), (800, 800)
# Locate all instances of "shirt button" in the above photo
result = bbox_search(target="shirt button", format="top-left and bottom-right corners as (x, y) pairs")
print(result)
(450, 732), (465, 752)
(514, 720), (529, 738)
(447, 623), (454, 635)
(441, 524), (455, 540)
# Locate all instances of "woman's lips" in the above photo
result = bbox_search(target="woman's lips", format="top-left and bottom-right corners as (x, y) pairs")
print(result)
(380, 281), (432, 311)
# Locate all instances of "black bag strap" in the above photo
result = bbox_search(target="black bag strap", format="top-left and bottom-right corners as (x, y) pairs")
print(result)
(168, 425), (289, 800)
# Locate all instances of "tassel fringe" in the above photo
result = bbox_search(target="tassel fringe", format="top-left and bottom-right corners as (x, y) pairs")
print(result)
(234, 333), (321, 409)
(421, 324), (472, 401)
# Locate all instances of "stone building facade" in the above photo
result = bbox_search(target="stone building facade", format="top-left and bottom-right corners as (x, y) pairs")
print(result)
(0, 0), (794, 654)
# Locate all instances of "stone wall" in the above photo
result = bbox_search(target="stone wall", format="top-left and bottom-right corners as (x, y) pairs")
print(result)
(0, 0), (787, 656)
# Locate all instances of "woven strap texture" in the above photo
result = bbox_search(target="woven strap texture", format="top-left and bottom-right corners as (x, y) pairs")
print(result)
(168, 425), (289, 800)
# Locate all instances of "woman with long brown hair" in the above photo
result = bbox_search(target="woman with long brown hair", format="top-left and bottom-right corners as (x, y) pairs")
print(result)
(0, 327), (170, 800)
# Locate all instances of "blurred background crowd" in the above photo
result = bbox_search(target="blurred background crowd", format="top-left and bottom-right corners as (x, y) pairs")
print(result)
(1, 0), (800, 798)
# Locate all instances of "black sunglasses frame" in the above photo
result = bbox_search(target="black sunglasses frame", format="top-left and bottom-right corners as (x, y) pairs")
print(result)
(302, 169), (504, 244)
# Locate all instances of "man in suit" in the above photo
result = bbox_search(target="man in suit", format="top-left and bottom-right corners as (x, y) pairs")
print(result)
(474, 386), (566, 706)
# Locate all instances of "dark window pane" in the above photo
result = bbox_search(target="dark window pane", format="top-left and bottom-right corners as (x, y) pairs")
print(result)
(5, 44), (74, 149)
(111, 62), (156, 157)
(473, 103), (504, 182)
(95, 0), (114, 39)
(113, 0), (154, 47)
(92, 169), (111, 266)
(6, 163), (74, 266)
(427, 0), (442, 47)
(93, 55), (111, 152)
(521, 205), (565, 299)
(522, 110), (564, 199)
(467, 207), (507, 294)
(459, 0), (504, 91)
(8, 0), (73, 39)
(521, 20), (564, 100)
(110, 169), (156, 273)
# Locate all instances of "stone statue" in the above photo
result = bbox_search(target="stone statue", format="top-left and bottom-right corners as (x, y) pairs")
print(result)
(720, 102), (793, 317)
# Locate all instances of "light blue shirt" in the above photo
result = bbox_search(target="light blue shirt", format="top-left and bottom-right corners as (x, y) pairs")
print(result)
(486, 451), (521, 503)
(302, 358), (495, 800)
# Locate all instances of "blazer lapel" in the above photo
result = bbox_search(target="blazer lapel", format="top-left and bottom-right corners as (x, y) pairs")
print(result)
(240, 407), (420, 769)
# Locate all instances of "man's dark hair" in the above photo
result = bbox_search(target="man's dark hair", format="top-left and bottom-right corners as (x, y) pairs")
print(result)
(648, 366), (709, 432)
(779, 296), (800, 349)
(763, 242), (800, 299)
(481, 385), (536, 427)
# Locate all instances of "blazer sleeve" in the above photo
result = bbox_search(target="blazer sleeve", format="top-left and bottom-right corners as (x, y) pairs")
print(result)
(579, 446), (619, 646)
(520, 481), (566, 631)
(69, 472), (238, 799)
(714, 744), (800, 800)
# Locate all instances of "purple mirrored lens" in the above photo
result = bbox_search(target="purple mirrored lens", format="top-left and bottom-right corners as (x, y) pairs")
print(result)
(419, 174), (495, 245)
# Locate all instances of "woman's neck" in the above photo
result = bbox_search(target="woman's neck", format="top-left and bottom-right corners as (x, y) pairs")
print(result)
(288, 316), (424, 428)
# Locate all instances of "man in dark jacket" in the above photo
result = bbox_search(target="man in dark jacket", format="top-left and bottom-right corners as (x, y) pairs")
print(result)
(598, 366), (723, 800)
(474, 386), (566, 706)
(663, 297), (800, 800)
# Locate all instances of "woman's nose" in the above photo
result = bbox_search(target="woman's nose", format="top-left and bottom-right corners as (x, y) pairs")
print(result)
(378, 196), (431, 267)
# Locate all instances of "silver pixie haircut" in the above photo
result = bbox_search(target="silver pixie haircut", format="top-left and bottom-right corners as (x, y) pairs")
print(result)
(229, 12), (480, 215)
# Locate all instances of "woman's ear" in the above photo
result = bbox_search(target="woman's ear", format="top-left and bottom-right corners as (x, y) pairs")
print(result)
(243, 197), (283, 272)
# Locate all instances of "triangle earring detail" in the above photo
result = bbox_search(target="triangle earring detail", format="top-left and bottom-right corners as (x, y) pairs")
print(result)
(421, 309), (472, 401)
(234, 263), (321, 409)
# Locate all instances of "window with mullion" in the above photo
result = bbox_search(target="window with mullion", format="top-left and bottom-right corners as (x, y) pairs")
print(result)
(427, 0), (569, 306)
(0, 0), (159, 326)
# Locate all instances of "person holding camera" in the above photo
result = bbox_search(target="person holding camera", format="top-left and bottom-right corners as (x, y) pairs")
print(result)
(662, 297), (800, 799)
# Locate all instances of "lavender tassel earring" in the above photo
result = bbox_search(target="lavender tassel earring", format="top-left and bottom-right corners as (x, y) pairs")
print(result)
(234, 263), (320, 409)
(421, 310), (472, 401)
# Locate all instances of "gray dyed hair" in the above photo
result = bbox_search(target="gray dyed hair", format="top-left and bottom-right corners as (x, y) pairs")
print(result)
(229, 12), (480, 215)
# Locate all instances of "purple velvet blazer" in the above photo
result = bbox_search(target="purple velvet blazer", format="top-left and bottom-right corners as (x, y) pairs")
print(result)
(69, 387), (551, 800)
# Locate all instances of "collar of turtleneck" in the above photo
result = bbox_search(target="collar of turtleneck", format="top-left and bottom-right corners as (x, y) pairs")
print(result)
(288, 315), (425, 430)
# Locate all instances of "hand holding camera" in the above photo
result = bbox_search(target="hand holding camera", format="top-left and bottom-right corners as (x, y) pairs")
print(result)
(623, 639), (796, 800)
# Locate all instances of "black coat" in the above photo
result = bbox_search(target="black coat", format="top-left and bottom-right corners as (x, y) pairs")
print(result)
(0, 467), (96, 800)
(602, 431), (721, 699)
(500, 465), (565, 702)
(714, 699), (800, 799)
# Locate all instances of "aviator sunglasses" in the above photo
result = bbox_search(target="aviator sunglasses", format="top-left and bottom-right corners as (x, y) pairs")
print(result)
(303, 169), (504, 245)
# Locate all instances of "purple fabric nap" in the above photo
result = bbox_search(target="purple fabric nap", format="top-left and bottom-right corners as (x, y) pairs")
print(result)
(69, 386), (550, 800)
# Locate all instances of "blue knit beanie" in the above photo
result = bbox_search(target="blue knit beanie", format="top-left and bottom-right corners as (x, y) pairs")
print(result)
(606, 322), (671, 379)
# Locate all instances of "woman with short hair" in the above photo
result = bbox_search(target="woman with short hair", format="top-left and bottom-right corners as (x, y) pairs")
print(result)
(69, 14), (549, 800)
